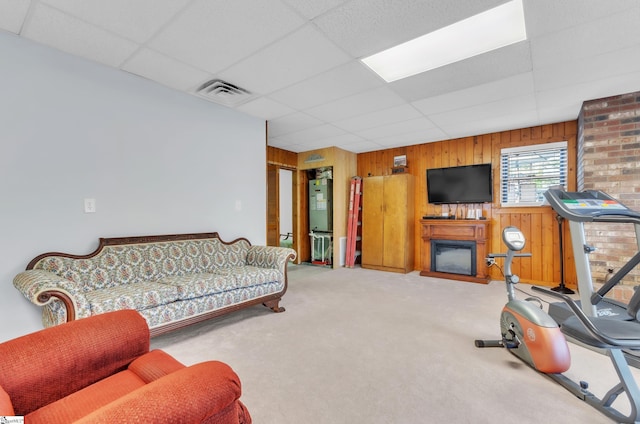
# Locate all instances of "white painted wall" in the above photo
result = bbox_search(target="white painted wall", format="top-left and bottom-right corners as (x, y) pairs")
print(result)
(0, 33), (267, 342)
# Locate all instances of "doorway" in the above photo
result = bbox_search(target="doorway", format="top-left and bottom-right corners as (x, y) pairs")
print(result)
(279, 169), (293, 249)
(266, 164), (295, 252)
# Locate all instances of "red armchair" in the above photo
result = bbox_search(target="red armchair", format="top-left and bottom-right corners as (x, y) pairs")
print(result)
(0, 310), (251, 423)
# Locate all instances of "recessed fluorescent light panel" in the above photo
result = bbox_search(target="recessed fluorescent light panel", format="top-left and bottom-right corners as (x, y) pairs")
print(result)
(361, 0), (527, 82)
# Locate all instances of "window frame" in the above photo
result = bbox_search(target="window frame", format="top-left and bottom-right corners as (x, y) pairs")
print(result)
(500, 141), (568, 207)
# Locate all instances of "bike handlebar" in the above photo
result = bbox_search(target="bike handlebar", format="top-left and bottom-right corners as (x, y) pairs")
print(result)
(487, 253), (532, 258)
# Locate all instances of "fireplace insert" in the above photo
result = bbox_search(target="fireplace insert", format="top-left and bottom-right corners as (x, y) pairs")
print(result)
(431, 240), (476, 276)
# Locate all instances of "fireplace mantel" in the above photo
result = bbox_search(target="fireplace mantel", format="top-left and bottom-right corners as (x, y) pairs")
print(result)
(419, 219), (490, 284)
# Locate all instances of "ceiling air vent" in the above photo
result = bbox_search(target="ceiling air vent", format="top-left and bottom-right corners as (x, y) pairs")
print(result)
(195, 79), (253, 107)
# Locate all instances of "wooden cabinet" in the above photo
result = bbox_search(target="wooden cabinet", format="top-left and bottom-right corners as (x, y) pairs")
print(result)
(361, 174), (414, 273)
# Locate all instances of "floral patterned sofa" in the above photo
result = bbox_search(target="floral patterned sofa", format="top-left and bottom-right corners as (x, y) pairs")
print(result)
(13, 232), (296, 336)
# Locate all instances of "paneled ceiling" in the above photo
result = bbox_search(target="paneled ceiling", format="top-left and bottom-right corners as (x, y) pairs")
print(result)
(2, 0), (640, 153)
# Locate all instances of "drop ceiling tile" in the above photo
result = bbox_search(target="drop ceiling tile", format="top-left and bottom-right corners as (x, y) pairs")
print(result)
(354, 117), (438, 140)
(536, 103), (581, 124)
(334, 104), (422, 133)
(0, 0), (31, 34)
(531, 9), (640, 69)
(273, 123), (346, 144)
(536, 70), (640, 113)
(314, 0), (504, 57)
(305, 86), (405, 122)
(268, 136), (299, 149)
(122, 48), (210, 91)
(338, 139), (385, 153)
(429, 93), (537, 127)
(412, 72), (535, 115)
(439, 108), (540, 139)
(390, 41), (532, 102)
(292, 137), (341, 151)
(219, 24), (351, 95)
(524, 0), (639, 38)
(534, 46), (640, 92)
(268, 61), (384, 110)
(535, 87), (590, 115)
(149, 0), (305, 74)
(237, 97), (295, 120)
(40, 0), (190, 43)
(281, 0), (349, 19)
(23, 3), (139, 67)
(394, 127), (449, 145)
(268, 112), (324, 137)
(314, 132), (365, 146)
(371, 136), (426, 149)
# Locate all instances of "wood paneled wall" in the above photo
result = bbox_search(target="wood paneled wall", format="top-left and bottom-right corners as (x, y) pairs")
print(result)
(267, 145), (297, 169)
(357, 121), (579, 287)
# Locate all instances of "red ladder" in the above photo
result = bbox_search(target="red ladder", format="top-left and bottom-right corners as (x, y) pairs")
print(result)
(345, 176), (362, 267)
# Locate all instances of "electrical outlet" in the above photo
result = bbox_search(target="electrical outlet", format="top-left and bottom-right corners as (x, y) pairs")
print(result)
(84, 198), (96, 213)
(486, 257), (495, 266)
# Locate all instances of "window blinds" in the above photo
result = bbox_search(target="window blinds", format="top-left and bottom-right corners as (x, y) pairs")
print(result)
(500, 141), (568, 206)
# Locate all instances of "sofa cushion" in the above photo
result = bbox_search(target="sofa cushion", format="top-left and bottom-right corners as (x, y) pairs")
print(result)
(202, 239), (249, 269)
(214, 266), (282, 289)
(158, 273), (232, 300)
(85, 282), (180, 314)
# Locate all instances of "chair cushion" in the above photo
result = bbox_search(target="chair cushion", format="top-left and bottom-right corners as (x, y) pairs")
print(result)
(0, 385), (14, 416)
(128, 350), (185, 383)
(25, 370), (146, 424)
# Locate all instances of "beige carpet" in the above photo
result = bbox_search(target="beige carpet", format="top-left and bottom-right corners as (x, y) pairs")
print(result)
(151, 265), (636, 423)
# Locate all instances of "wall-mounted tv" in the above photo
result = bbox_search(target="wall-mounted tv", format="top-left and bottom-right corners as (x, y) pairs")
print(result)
(427, 164), (493, 204)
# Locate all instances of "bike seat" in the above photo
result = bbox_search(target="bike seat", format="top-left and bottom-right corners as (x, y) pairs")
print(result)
(562, 315), (640, 349)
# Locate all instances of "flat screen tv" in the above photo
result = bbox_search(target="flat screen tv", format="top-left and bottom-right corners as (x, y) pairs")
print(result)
(427, 164), (493, 204)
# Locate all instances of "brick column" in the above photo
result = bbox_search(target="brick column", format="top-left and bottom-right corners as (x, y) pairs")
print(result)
(578, 91), (640, 297)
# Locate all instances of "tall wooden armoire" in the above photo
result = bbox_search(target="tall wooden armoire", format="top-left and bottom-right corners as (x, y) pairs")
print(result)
(361, 174), (415, 273)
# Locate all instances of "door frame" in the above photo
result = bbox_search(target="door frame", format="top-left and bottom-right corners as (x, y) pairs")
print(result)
(266, 163), (300, 263)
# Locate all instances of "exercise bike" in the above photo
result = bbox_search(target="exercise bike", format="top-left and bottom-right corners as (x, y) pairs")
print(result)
(477, 226), (640, 423)
(475, 226), (571, 374)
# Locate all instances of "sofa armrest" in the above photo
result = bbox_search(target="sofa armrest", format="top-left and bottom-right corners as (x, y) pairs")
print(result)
(246, 245), (296, 270)
(74, 361), (251, 424)
(13, 269), (91, 322)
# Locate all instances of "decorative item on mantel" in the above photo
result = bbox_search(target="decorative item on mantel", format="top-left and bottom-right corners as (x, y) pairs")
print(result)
(392, 154), (408, 174)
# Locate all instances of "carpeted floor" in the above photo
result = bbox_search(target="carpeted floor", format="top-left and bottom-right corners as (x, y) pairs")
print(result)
(151, 265), (636, 423)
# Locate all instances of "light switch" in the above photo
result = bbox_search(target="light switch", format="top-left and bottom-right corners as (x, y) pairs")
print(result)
(84, 198), (96, 213)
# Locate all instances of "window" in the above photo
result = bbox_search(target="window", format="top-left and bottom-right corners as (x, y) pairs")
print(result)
(500, 141), (567, 206)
